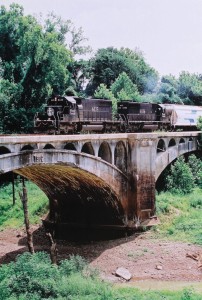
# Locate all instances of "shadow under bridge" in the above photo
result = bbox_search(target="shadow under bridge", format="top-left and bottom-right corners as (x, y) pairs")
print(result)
(11, 150), (128, 236)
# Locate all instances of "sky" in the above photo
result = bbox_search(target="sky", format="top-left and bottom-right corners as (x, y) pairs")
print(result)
(1, 0), (202, 77)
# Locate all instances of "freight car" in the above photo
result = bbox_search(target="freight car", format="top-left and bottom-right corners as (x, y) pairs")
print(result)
(34, 95), (202, 134)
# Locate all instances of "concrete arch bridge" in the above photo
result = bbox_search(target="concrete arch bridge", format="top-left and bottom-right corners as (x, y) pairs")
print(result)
(0, 132), (200, 235)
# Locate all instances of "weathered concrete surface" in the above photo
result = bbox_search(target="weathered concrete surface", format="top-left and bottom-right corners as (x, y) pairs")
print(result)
(0, 132), (200, 229)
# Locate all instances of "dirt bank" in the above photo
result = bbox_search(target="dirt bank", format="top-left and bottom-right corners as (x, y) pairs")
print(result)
(0, 225), (202, 286)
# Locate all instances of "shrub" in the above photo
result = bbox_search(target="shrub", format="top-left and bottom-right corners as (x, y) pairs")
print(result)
(0, 252), (113, 300)
(166, 156), (194, 194)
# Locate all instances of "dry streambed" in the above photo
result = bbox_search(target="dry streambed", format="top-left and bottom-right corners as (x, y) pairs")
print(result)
(0, 226), (202, 291)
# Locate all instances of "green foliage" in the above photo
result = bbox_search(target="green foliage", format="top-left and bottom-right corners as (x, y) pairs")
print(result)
(115, 286), (202, 300)
(111, 72), (140, 101)
(0, 252), (202, 300)
(197, 116), (202, 131)
(0, 180), (48, 228)
(156, 188), (202, 245)
(0, 4), (90, 133)
(94, 83), (117, 114)
(86, 47), (158, 96)
(187, 154), (202, 186)
(177, 71), (202, 105)
(166, 156), (195, 194)
(0, 252), (113, 300)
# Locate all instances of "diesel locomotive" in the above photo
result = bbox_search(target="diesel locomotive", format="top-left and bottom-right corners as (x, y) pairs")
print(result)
(33, 95), (202, 134)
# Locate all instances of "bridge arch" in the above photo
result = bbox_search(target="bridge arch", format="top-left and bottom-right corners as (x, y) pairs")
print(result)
(98, 141), (112, 163)
(168, 138), (176, 147)
(157, 139), (166, 153)
(114, 141), (127, 173)
(44, 144), (55, 149)
(0, 150), (128, 231)
(81, 142), (94, 155)
(0, 146), (11, 155)
(21, 145), (35, 151)
(155, 137), (198, 181)
(64, 143), (77, 151)
(179, 138), (185, 144)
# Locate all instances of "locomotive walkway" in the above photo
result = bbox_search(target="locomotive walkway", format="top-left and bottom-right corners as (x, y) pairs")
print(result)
(0, 132), (200, 233)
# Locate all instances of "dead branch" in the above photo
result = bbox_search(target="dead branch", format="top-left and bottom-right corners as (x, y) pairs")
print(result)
(46, 232), (58, 264)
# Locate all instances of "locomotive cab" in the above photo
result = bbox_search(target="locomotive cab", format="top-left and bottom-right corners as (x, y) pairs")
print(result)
(34, 95), (81, 134)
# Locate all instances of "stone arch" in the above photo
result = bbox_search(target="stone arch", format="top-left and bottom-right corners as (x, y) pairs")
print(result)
(179, 138), (185, 144)
(81, 142), (94, 155)
(98, 142), (112, 163)
(64, 143), (77, 151)
(21, 145), (34, 151)
(43, 144), (55, 149)
(189, 137), (193, 142)
(114, 141), (127, 173)
(0, 146), (11, 155)
(168, 138), (176, 147)
(157, 139), (166, 153)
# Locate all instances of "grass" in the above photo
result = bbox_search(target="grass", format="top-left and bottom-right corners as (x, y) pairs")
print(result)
(0, 180), (48, 229)
(154, 187), (202, 245)
(0, 251), (202, 300)
(114, 286), (202, 300)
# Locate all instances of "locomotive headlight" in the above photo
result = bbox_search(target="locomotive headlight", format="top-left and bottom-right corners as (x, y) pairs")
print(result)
(47, 107), (54, 117)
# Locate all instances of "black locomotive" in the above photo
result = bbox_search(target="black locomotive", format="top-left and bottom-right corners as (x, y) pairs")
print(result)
(34, 95), (202, 134)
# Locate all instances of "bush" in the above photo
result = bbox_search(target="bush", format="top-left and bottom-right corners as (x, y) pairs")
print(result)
(0, 252), (113, 300)
(166, 156), (194, 194)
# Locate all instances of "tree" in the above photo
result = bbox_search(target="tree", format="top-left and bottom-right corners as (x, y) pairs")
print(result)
(187, 154), (202, 186)
(177, 71), (202, 105)
(166, 156), (194, 194)
(44, 12), (92, 55)
(0, 4), (90, 132)
(197, 116), (202, 131)
(86, 47), (158, 96)
(110, 72), (140, 101)
(157, 75), (183, 104)
(94, 83), (117, 114)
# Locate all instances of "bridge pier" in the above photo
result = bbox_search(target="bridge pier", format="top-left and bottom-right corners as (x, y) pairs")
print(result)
(128, 135), (156, 221)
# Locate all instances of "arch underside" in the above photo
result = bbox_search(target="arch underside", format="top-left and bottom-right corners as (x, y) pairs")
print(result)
(14, 164), (125, 229)
(155, 149), (198, 181)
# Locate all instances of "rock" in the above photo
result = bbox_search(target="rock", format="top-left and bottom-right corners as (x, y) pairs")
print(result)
(16, 232), (23, 238)
(156, 265), (163, 270)
(115, 267), (132, 281)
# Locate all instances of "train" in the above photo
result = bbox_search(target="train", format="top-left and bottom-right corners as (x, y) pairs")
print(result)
(33, 95), (202, 134)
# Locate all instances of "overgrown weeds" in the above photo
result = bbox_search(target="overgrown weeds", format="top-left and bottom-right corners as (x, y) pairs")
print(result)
(155, 188), (202, 245)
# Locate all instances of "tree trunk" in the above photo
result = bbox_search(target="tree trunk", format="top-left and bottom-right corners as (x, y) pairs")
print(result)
(46, 232), (58, 264)
(19, 179), (35, 254)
